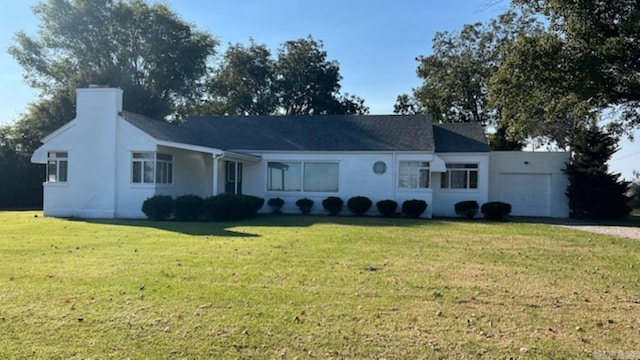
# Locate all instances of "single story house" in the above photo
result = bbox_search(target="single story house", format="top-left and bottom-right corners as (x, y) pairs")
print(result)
(31, 87), (570, 219)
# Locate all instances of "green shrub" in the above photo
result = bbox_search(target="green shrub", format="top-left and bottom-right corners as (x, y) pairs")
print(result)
(322, 196), (344, 216)
(376, 199), (398, 217)
(141, 195), (174, 221)
(295, 198), (314, 215)
(173, 194), (204, 221)
(267, 198), (284, 214)
(202, 193), (259, 221)
(347, 196), (373, 216)
(481, 201), (512, 221)
(454, 200), (479, 219)
(402, 199), (427, 218)
(245, 195), (265, 213)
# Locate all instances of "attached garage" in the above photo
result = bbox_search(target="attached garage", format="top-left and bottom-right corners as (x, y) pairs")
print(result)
(489, 152), (570, 218)
(499, 173), (551, 217)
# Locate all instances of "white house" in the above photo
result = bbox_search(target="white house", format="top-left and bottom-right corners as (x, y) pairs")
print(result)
(31, 87), (570, 219)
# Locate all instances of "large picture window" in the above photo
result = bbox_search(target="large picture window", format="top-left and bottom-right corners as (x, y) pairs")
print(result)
(47, 152), (68, 183)
(267, 161), (338, 192)
(132, 152), (173, 184)
(441, 163), (478, 189)
(398, 161), (430, 189)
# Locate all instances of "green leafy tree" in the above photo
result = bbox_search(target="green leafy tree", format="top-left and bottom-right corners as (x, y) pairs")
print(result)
(393, 94), (423, 115)
(565, 125), (631, 219)
(492, 0), (640, 146)
(275, 36), (368, 115)
(629, 170), (640, 209)
(9, 0), (217, 120)
(4, 0), (217, 208)
(199, 36), (368, 116)
(410, 9), (543, 127)
(0, 127), (43, 209)
(202, 41), (278, 116)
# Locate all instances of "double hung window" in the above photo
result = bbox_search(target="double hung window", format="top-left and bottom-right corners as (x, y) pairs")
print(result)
(398, 161), (430, 189)
(132, 152), (173, 184)
(47, 152), (68, 183)
(441, 164), (478, 189)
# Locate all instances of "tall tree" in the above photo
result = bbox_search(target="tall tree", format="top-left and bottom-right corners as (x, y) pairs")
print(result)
(393, 94), (423, 115)
(492, 0), (640, 146)
(275, 37), (368, 115)
(407, 9), (543, 127)
(202, 41), (277, 116)
(9, 0), (218, 120)
(199, 36), (368, 116)
(565, 125), (631, 219)
(4, 0), (217, 208)
(0, 126), (43, 209)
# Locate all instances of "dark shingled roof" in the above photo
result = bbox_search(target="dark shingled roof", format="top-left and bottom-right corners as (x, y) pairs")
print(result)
(121, 112), (488, 153)
(433, 123), (490, 153)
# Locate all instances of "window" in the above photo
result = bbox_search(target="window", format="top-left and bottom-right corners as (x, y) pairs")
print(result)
(132, 152), (173, 184)
(47, 152), (68, 182)
(372, 161), (387, 175)
(398, 161), (430, 189)
(155, 153), (173, 184)
(267, 161), (338, 192)
(441, 164), (478, 189)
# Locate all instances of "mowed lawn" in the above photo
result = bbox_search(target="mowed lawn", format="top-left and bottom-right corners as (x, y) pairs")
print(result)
(0, 212), (639, 359)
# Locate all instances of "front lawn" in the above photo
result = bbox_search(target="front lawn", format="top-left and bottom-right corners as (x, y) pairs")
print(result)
(1, 212), (639, 358)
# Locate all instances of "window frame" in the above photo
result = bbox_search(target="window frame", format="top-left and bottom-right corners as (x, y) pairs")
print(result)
(267, 161), (339, 193)
(398, 161), (430, 189)
(47, 151), (68, 183)
(440, 163), (479, 190)
(131, 152), (173, 185)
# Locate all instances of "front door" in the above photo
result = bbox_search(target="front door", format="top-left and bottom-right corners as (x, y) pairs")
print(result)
(225, 161), (242, 194)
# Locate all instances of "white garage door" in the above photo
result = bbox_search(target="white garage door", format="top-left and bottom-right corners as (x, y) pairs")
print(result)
(499, 174), (551, 217)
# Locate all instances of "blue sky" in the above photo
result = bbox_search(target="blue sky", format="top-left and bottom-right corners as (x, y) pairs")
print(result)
(0, 0), (637, 179)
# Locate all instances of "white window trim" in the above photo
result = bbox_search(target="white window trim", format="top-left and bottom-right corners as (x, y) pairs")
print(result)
(131, 152), (173, 185)
(441, 163), (479, 190)
(398, 160), (430, 190)
(47, 151), (68, 183)
(266, 160), (339, 193)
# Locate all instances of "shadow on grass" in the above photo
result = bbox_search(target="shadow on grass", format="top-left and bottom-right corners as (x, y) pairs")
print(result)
(78, 218), (261, 238)
(78, 214), (455, 236)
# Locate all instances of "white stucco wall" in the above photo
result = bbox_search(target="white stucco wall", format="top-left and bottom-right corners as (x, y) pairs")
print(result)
(489, 151), (570, 218)
(249, 152), (437, 217)
(37, 88), (123, 218)
(431, 153), (490, 217)
(37, 88), (556, 220)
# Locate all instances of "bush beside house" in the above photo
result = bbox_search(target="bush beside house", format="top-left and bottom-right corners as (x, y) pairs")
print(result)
(267, 198), (285, 214)
(141, 195), (174, 220)
(295, 198), (314, 215)
(402, 199), (427, 218)
(142, 194), (263, 221)
(347, 196), (372, 216)
(322, 196), (344, 216)
(376, 200), (398, 217)
(455, 200), (479, 219)
(481, 202), (511, 221)
(174, 194), (204, 221)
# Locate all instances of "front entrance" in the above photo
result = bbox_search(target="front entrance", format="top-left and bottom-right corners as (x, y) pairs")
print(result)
(225, 161), (242, 194)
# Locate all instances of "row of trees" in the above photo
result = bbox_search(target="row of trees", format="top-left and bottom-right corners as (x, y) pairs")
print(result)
(0, 0), (367, 208)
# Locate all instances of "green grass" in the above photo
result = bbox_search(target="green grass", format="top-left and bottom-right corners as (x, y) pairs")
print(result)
(1, 212), (639, 359)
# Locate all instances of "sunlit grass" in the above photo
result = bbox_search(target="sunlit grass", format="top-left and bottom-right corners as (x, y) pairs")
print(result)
(0, 211), (639, 358)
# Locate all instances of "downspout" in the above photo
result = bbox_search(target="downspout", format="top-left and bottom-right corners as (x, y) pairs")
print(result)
(212, 151), (225, 196)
